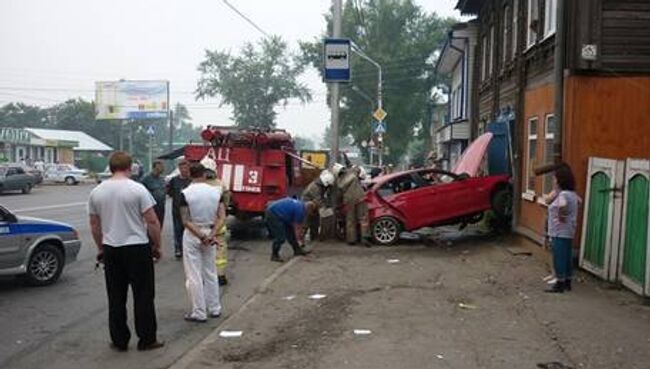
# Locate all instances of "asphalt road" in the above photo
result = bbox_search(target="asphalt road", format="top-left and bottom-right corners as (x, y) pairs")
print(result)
(0, 184), (280, 369)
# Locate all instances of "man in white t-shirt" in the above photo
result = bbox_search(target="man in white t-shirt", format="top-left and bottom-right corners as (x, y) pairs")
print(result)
(180, 163), (225, 322)
(88, 151), (164, 352)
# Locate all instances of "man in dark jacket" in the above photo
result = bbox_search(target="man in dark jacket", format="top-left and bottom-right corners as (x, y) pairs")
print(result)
(166, 160), (192, 258)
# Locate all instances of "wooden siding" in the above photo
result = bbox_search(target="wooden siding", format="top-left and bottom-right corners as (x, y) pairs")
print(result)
(564, 76), (650, 199)
(569, 0), (650, 72)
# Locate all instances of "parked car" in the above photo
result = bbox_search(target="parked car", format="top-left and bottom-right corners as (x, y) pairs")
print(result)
(360, 133), (512, 245)
(0, 165), (37, 194)
(0, 205), (81, 285)
(96, 166), (112, 184)
(44, 164), (88, 185)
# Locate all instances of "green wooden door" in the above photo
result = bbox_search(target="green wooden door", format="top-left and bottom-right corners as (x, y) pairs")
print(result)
(583, 171), (612, 268)
(622, 174), (649, 285)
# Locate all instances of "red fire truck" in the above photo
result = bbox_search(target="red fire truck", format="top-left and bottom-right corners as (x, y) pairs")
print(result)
(181, 126), (312, 220)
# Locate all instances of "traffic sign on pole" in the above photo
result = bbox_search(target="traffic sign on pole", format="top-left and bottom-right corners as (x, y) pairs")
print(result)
(323, 38), (351, 83)
(372, 107), (387, 122)
(146, 126), (155, 137)
(374, 121), (387, 134)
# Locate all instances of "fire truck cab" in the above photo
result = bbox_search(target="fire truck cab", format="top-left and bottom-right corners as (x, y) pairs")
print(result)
(182, 126), (304, 219)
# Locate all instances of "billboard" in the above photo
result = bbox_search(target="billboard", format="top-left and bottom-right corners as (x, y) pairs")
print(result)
(95, 80), (169, 120)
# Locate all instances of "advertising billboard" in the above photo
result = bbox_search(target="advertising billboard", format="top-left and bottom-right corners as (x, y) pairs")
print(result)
(95, 80), (169, 120)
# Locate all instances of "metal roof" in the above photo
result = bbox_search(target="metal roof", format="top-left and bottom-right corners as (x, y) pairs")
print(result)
(25, 128), (113, 152)
(455, 0), (483, 15)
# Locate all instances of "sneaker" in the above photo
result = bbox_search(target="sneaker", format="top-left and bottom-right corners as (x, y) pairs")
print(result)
(208, 312), (221, 319)
(294, 249), (311, 256)
(184, 314), (207, 323)
(270, 255), (284, 263)
(175, 251), (182, 259)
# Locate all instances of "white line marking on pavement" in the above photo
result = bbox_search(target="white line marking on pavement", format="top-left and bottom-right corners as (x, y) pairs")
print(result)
(13, 202), (87, 213)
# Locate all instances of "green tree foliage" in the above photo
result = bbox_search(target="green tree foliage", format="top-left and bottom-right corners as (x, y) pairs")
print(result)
(294, 136), (316, 150)
(196, 36), (312, 129)
(301, 0), (454, 161)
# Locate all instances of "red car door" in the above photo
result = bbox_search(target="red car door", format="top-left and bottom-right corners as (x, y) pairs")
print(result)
(379, 173), (439, 231)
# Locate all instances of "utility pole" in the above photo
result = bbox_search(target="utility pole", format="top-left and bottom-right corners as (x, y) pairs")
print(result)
(351, 44), (383, 166)
(330, 0), (342, 165)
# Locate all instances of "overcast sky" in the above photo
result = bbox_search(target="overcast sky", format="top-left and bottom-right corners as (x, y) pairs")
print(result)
(0, 0), (462, 142)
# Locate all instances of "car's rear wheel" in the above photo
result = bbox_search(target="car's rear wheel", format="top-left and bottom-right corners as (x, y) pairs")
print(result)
(65, 176), (76, 186)
(371, 217), (401, 246)
(25, 243), (64, 286)
(22, 183), (32, 194)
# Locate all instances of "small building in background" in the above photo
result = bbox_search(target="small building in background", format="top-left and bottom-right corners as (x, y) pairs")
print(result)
(24, 128), (113, 171)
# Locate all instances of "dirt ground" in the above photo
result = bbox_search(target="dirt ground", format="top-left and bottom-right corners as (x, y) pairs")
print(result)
(178, 229), (650, 369)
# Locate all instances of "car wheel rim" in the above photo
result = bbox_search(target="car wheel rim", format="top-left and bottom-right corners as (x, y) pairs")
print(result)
(374, 219), (397, 244)
(30, 251), (59, 281)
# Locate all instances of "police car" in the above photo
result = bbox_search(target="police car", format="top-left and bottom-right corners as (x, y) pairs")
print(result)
(0, 205), (81, 286)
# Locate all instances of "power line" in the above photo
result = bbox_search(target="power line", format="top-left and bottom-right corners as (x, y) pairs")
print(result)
(221, 0), (271, 38)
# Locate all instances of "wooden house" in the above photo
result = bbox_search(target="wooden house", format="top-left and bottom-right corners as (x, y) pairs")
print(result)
(454, 0), (650, 244)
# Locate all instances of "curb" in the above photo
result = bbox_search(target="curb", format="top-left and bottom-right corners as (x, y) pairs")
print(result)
(168, 256), (301, 369)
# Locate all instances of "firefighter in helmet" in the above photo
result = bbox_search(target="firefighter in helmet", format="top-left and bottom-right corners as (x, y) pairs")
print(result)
(200, 156), (231, 286)
(301, 169), (335, 242)
(332, 163), (370, 246)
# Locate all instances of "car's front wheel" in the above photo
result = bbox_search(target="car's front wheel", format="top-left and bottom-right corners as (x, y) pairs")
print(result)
(371, 217), (401, 246)
(22, 183), (32, 194)
(491, 187), (513, 219)
(25, 243), (64, 286)
(64, 176), (77, 186)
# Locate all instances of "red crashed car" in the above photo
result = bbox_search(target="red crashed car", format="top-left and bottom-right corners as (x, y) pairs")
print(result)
(364, 133), (512, 245)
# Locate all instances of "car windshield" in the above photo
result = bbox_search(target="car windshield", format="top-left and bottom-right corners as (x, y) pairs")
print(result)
(415, 170), (458, 186)
(377, 175), (420, 197)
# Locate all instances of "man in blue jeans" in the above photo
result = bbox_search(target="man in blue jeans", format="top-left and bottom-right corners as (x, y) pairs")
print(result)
(265, 198), (316, 262)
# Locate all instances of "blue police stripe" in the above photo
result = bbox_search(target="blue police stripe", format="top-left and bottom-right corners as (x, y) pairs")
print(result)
(1, 223), (73, 236)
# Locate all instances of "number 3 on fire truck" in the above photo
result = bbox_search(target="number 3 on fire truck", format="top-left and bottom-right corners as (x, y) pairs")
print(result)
(248, 170), (259, 185)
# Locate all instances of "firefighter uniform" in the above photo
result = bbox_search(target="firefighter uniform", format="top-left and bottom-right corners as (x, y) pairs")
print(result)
(336, 166), (369, 244)
(300, 170), (334, 242)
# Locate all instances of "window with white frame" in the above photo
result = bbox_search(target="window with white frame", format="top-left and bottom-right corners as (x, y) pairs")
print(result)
(481, 35), (488, 80)
(489, 25), (495, 75)
(527, 0), (539, 47)
(543, 115), (558, 193)
(513, 0), (519, 55)
(503, 4), (512, 63)
(526, 117), (539, 194)
(544, 0), (557, 37)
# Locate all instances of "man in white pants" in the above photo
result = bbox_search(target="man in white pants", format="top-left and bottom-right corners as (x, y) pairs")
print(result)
(179, 163), (226, 322)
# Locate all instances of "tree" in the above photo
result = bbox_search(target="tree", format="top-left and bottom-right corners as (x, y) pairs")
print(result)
(301, 0), (454, 162)
(294, 136), (316, 150)
(196, 36), (312, 129)
(0, 102), (49, 128)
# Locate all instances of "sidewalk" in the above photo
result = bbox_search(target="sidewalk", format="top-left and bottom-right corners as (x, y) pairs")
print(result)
(172, 230), (650, 369)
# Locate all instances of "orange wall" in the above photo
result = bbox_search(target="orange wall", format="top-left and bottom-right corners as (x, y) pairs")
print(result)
(519, 83), (555, 236)
(519, 76), (650, 242)
(564, 76), (650, 199)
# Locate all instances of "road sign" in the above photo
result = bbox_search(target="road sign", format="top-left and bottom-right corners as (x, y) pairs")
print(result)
(323, 38), (351, 83)
(373, 107), (387, 122)
(146, 126), (155, 136)
(374, 121), (387, 134)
